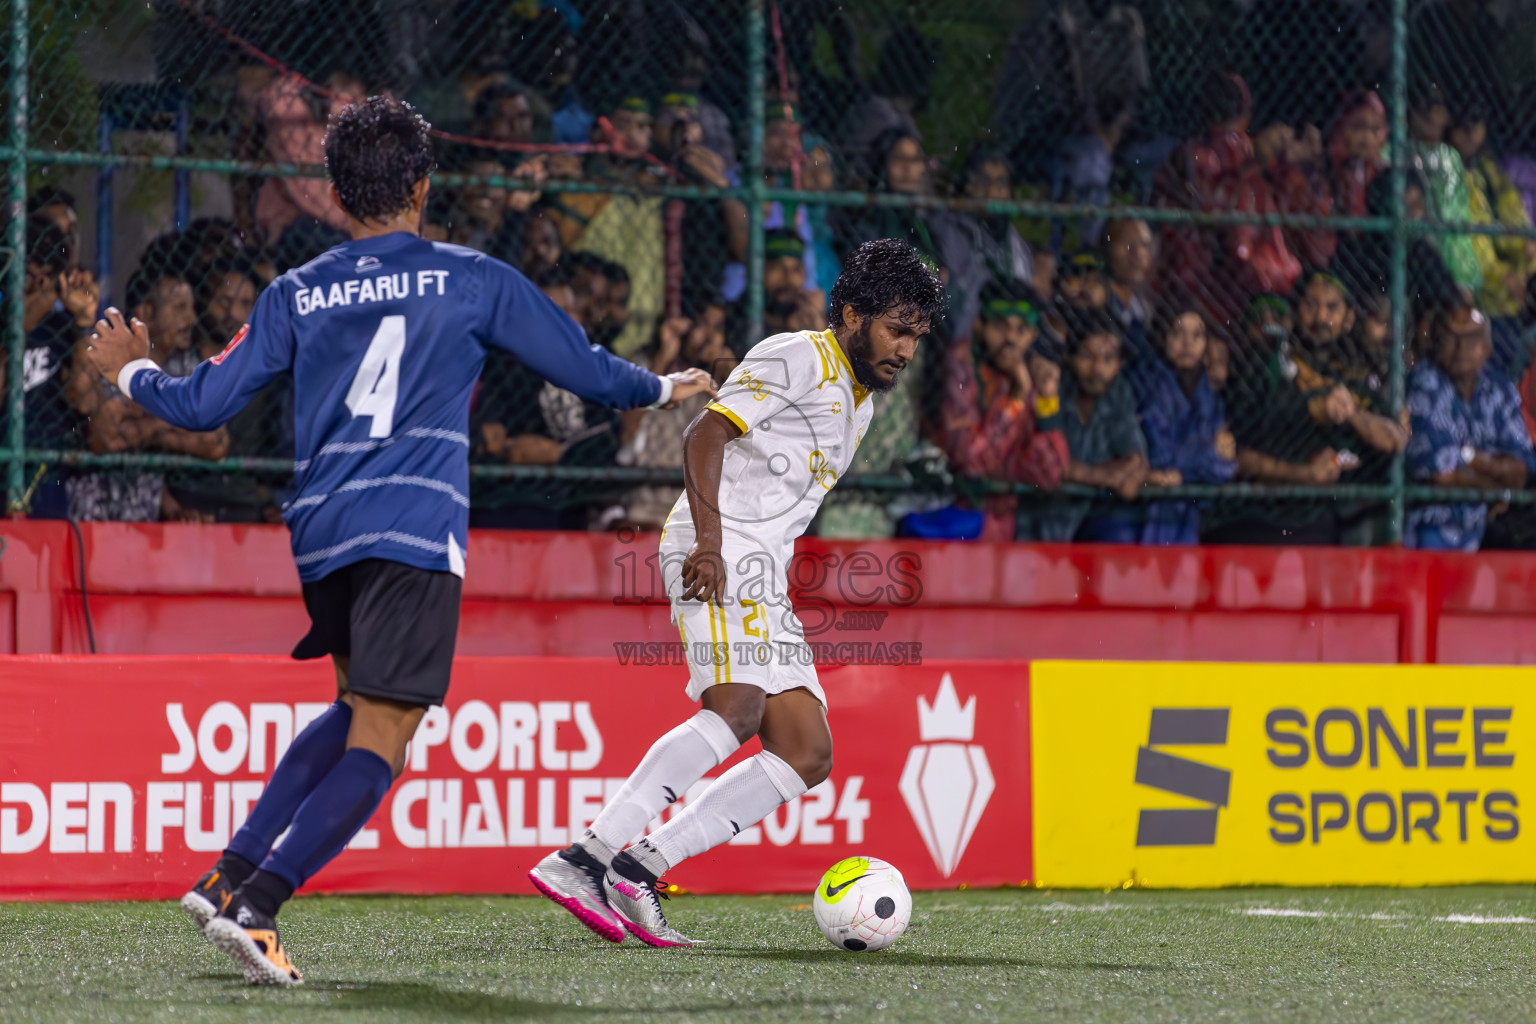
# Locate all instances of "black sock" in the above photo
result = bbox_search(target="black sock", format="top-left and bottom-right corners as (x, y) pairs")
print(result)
(559, 844), (604, 871)
(610, 850), (657, 886)
(240, 869), (295, 919)
(214, 852), (258, 889)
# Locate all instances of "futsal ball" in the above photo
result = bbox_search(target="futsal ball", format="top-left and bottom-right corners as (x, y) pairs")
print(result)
(812, 856), (911, 952)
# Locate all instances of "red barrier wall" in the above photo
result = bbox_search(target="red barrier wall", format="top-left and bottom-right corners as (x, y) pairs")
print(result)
(0, 656), (1025, 900)
(4, 522), (1536, 663)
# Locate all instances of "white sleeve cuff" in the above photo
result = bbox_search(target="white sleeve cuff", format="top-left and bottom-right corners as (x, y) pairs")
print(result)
(646, 374), (674, 409)
(117, 358), (159, 400)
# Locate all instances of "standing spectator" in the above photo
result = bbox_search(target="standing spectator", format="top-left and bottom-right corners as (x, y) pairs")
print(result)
(1448, 101), (1536, 318)
(1406, 301), (1533, 551)
(4, 217), (87, 517)
(1026, 308), (1147, 543)
(833, 128), (938, 261)
(611, 308), (736, 530)
(938, 281), (1068, 541)
(253, 72), (364, 251)
(932, 145), (1035, 337)
(1327, 90), (1388, 219)
(27, 187), (100, 334)
(1137, 299), (1237, 544)
(1103, 218), (1155, 343)
(653, 91), (738, 316)
(837, 24), (933, 185)
(723, 103), (823, 307)
(1408, 83), (1482, 293)
(1056, 252), (1109, 313)
(171, 259), (291, 523)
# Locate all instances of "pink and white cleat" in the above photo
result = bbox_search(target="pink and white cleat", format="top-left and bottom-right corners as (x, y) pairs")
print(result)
(603, 866), (698, 948)
(529, 847), (626, 943)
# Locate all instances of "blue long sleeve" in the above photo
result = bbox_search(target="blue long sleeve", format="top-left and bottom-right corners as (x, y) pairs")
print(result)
(126, 285), (295, 432)
(478, 256), (661, 409)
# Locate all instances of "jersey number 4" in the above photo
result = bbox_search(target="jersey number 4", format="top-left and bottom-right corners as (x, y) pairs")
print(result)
(345, 314), (405, 438)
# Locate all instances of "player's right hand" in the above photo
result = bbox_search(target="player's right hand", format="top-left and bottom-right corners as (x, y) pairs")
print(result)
(661, 367), (718, 410)
(681, 542), (727, 604)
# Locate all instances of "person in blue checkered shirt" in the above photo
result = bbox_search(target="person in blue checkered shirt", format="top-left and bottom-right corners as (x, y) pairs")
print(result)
(1406, 298), (1536, 551)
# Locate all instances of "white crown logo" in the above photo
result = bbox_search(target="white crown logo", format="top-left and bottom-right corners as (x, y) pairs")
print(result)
(917, 673), (975, 742)
(900, 674), (994, 877)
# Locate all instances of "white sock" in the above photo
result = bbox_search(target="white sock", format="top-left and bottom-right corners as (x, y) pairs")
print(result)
(580, 709), (740, 864)
(644, 750), (808, 872)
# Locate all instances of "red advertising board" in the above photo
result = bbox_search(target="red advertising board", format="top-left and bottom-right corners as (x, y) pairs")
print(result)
(0, 657), (1030, 900)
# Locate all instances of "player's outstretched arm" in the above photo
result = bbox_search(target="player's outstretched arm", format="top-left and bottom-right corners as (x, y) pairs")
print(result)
(679, 408), (742, 604)
(87, 293), (295, 433)
(481, 258), (717, 410)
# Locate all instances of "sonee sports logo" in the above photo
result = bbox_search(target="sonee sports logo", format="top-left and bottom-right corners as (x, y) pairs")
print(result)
(1135, 708), (1231, 846)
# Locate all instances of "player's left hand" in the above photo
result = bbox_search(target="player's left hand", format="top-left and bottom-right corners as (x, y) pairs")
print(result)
(85, 307), (151, 385)
(660, 367), (718, 410)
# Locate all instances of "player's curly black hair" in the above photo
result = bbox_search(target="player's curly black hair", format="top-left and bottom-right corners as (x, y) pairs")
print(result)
(828, 238), (944, 334)
(324, 96), (437, 223)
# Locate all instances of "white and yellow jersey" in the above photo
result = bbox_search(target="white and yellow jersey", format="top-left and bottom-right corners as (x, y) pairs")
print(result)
(658, 329), (874, 706)
(660, 328), (874, 572)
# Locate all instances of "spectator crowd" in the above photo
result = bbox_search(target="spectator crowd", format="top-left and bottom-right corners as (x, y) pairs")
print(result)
(11, 0), (1536, 551)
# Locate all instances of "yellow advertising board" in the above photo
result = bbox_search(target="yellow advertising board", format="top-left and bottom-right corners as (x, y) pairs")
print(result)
(1030, 662), (1535, 887)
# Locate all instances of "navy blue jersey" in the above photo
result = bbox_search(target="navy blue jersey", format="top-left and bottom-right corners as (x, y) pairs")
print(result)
(122, 232), (663, 581)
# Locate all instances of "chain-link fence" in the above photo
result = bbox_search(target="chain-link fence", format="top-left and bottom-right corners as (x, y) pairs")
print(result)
(6, 0), (1536, 547)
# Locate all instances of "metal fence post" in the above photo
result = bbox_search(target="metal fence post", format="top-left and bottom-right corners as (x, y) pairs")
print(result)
(744, 0), (766, 345)
(1386, 0), (1409, 545)
(6, 0), (28, 513)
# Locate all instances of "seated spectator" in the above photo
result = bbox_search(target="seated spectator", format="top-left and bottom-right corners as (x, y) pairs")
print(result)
(1219, 272), (1406, 544)
(446, 157), (542, 264)
(170, 258), (292, 523)
(932, 145), (1035, 333)
(1408, 82), (1481, 293)
(1406, 301), (1534, 551)
(938, 280), (1067, 541)
(761, 232), (826, 336)
(568, 256), (631, 351)
(1448, 101), (1536, 318)
(1327, 89), (1388, 219)
(1056, 252), (1109, 313)
(1137, 298), (1237, 545)
(67, 264), (229, 522)
(1024, 308), (1147, 543)
(610, 307), (736, 530)
(1335, 169), (1460, 328)
(519, 206), (564, 277)
(1251, 117), (1336, 272)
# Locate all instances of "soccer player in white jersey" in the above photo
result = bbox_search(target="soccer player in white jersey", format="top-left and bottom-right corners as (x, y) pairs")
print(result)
(531, 238), (944, 945)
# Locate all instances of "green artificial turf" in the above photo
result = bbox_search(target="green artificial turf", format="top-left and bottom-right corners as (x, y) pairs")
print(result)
(2, 887), (1534, 1022)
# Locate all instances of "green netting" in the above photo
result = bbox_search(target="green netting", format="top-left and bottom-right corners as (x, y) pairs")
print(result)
(6, 0), (1536, 546)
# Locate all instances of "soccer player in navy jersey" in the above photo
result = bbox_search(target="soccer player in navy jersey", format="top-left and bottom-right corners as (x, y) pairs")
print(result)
(85, 96), (715, 986)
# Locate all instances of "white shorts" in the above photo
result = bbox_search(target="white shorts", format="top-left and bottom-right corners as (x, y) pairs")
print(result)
(660, 543), (826, 707)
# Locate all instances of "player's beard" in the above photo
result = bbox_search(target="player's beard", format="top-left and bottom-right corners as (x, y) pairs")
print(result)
(846, 320), (904, 394)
